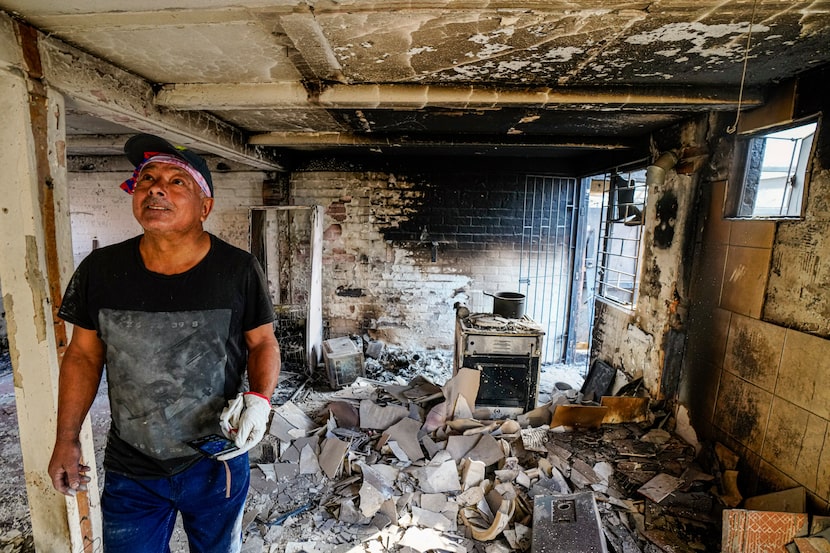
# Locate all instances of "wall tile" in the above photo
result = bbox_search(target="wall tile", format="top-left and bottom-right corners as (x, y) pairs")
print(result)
(756, 460), (802, 497)
(697, 361), (723, 427)
(777, 330), (830, 420)
(818, 424), (830, 502)
(720, 245), (772, 318)
(763, 220), (830, 336)
(723, 314), (785, 392)
(761, 397), (826, 491)
(714, 369), (773, 453)
(730, 220), (776, 248)
(693, 242), (728, 308)
(709, 308), (732, 369)
(703, 180), (731, 246)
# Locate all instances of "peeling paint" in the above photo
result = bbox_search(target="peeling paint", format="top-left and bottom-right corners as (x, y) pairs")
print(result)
(472, 42), (513, 58)
(655, 48), (681, 57)
(3, 294), (23, 388)
(497, 60), (529, 72)
(625, 21), (771, 59)
(407, 46), (436, 56)
(544, 46), (583, 62)
(24, 235), (48, 343)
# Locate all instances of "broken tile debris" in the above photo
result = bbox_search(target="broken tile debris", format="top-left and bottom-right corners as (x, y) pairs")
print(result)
(232, 349), (758, 553)
(2, 348), (816, 552)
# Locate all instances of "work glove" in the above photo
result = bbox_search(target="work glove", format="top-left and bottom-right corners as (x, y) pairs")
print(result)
(217, 392), (272, 460)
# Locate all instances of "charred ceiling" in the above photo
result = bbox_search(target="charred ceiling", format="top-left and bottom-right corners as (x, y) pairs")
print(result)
(1, 1), (829, 173)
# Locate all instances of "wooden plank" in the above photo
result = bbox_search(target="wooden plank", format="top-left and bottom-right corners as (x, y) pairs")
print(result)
(550, 404), (608, 429)
(600, 396), (650, 423)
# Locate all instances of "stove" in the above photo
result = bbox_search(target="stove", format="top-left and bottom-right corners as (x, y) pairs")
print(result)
(454, 313), (544, 418)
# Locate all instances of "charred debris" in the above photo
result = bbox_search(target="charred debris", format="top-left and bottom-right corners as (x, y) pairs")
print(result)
(243, 347), (750, 553)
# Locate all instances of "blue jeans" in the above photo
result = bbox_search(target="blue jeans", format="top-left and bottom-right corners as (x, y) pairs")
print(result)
(101, 455), (250, 553)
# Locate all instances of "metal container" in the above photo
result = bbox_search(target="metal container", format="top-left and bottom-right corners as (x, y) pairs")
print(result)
(454, 314), (544, 417)
(484, 291), (526, 319)
(322, 337), (365, 389)
(532, 492), (608, 553)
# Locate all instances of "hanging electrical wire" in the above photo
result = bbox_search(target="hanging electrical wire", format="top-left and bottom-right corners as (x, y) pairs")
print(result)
(727, 0), (760, 134)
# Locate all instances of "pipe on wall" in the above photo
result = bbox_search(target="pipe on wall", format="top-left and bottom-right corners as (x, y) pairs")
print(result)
(646, 150), (679, 187)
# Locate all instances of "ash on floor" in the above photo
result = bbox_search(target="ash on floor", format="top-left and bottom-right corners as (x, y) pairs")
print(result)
(235, 347), (723, 553)
(1, 345), (728, 553)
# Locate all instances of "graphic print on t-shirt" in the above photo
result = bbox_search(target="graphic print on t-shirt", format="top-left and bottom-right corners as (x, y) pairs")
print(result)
(100, 308), (231, 460)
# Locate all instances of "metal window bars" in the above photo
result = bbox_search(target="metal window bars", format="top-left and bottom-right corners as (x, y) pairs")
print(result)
(595, 169), (648, 308)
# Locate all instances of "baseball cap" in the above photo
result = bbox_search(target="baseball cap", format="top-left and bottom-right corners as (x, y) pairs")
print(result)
(124, 134), (214, 197)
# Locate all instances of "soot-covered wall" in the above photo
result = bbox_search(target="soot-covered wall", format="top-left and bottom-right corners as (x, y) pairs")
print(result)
(291, 170), (571, 350)
(589, 119), (706, 399)
(681, 67), (830, 511)
(66, 159), (575, 353)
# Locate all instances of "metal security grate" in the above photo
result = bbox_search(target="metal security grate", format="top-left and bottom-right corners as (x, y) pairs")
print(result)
(518, 175), (580, 365)
(595, 168), (648, 308)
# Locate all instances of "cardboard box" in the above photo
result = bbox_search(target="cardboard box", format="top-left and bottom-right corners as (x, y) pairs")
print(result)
(322, 337), (364, 388)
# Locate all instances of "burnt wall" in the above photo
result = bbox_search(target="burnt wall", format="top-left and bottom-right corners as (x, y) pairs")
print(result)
(290, 170), (572, 350)
(764, 65), (830, 335)
(680, 65), (830, 512)
(378, 173), (525, 247)
(0, 283), (6, 354)
(589, 118), (706, 398)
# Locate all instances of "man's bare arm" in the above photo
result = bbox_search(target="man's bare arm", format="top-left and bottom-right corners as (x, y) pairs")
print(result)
(244, 323), (280, 400)
(48, 327), (105, 495)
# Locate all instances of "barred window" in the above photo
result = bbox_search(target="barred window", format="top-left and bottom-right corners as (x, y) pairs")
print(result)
(594, 168), (648, 307)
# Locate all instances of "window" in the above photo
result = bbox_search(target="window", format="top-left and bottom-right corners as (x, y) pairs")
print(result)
(592, 168), (648, 307)
(726, 118), (819, 219)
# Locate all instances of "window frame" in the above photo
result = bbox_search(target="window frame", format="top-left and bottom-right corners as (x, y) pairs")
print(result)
(594, 167), (649, 309)
(724, 116), (820, 220)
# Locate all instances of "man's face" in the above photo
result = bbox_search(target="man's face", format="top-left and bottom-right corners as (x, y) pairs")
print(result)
(131, 162), (213, 235)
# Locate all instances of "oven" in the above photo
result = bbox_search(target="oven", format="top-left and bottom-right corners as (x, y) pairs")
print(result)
(454, 313), (544, 418)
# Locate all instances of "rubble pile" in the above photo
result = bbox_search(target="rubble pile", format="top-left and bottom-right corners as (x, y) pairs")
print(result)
(0, 531), (31, 553)
(240, 366), (726, 553)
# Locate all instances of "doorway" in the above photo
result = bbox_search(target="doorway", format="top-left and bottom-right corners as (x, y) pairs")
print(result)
(517, 175), (589, 370)
(249, 206), (324, 374)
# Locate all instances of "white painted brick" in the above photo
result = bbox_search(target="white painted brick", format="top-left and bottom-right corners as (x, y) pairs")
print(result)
(68, 167), (559, 351)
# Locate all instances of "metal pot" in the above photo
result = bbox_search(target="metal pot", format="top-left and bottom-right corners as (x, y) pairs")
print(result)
(484, 291), (526, 319)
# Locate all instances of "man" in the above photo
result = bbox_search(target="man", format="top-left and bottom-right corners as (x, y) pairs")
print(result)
(48, 134), (280, 553)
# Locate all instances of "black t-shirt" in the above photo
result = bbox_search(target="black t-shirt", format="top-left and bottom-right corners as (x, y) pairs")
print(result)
(58, 233), (274, 478)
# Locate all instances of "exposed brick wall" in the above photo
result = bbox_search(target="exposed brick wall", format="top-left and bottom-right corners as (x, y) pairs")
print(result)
(291, 171), (535, 349)
(65, 165), (566, 352)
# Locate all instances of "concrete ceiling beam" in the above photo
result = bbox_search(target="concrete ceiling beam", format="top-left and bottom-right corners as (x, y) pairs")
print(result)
(35, 33), (285, 171)
(249, 131), (633, 149)
(156, 82), (311, 109)
(278, 13), (347, 84)
(156, 82), (763, 112)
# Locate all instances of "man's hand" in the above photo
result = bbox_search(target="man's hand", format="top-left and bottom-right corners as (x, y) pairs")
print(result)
(48, 438), (91, 496)
(49, 327), (104, 495)
(217, 392), (272, 461)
